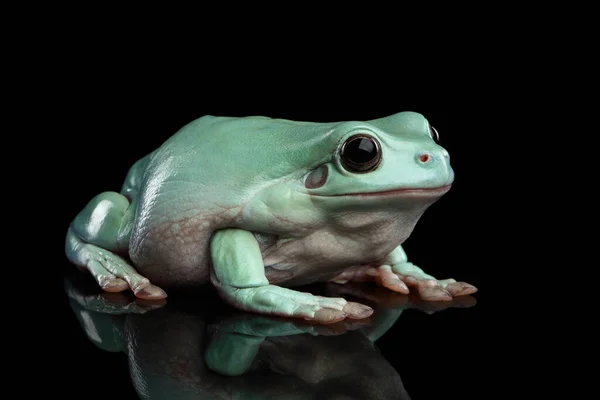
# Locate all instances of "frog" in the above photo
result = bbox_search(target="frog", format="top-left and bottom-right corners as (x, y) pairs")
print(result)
(65, 111), (477, 324)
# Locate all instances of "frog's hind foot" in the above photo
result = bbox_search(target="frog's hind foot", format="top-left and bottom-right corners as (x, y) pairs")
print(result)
(65, 191), (167, 300)
(330, 263), (477, 302)
(67, 228), (167, 300)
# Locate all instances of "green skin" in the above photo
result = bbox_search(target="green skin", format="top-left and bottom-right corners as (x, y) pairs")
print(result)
(66, 111), (477, 324)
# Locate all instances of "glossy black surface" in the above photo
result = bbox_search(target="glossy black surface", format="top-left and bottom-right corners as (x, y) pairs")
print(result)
(63, 269), (485, 400)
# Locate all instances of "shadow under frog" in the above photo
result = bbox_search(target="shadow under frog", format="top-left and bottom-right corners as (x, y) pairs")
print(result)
(66, 272), (476, 400)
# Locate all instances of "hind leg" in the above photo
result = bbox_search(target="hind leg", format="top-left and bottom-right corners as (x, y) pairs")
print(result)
(66, 191), (166, 300)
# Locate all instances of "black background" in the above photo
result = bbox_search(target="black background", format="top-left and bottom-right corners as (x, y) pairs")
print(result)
(48, 85), (504, 399)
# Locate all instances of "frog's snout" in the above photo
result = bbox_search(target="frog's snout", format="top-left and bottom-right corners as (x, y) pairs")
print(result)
(413, 147), (454, 185)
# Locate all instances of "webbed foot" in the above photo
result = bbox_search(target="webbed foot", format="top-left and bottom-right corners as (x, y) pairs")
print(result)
(218, 284), (373, 324)
(330, 262), (477, 302)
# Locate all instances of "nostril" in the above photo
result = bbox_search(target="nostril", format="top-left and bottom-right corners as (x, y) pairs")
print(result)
(418, 154), (430, 163)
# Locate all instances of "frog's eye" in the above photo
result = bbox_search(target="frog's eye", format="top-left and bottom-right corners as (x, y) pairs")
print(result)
(340, 134), (382, 173)
(429, 125), (440, 144)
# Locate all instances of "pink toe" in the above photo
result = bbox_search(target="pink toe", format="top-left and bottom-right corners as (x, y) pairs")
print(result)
(419, 286), (453, 302)
(343, 302), (374, 319)
(102, 278), (128, 293)
(314, 309), (347, 324)
(446, 282), (478, 296)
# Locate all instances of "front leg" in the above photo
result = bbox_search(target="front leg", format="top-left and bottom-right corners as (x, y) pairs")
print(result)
(331, 245), (477, 301)
(210, 229), (373, 324)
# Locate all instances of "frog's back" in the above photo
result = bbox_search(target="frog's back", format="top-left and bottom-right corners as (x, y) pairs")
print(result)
(137, 114), (332, 215)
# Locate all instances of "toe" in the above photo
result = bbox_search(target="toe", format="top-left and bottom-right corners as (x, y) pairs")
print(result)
(377, 266), (410, 294)
(101, 277), (128, 293)
(446, 282), (478, 296)
(400, 275), (421, 286)
(313, 309), (347, 324)
(418, 284), (453, 302)
(134, 284), (168, 300)
(381, 275), (409, 294)
(343, 302), (373, 319)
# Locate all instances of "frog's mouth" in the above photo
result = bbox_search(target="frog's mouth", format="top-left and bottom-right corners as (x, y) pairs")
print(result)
(329, 184), (452, 198)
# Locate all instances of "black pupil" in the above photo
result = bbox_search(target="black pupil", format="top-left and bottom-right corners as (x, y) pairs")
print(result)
(345, 138), (376, 164)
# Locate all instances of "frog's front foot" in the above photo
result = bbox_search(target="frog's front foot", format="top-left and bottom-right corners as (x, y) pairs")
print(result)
(330, 262), (477, 302)
(217, 284), (373, 324)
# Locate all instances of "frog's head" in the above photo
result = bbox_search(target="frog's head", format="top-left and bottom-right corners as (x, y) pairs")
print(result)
(301, 111), (454, 210)
(240, 112), (454, 234)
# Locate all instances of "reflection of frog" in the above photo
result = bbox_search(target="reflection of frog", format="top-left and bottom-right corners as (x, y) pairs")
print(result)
(66, 112), (476, 324)
(66, 273), (476, 400)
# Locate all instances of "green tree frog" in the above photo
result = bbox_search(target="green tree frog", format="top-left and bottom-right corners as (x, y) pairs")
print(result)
(66, 111), (477, 324)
